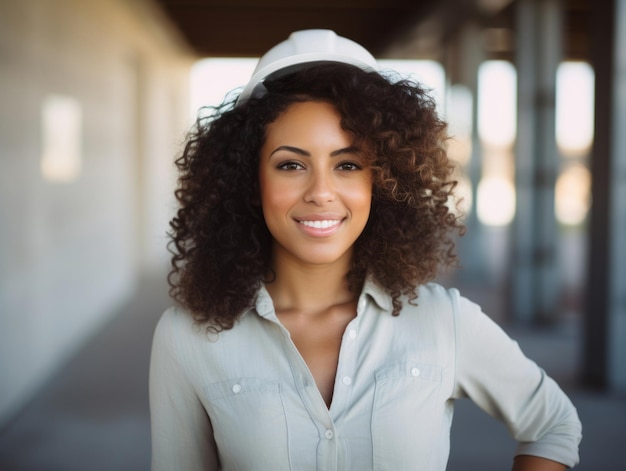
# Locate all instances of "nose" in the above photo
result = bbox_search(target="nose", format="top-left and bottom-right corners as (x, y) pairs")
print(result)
(304, 168), (336, 205)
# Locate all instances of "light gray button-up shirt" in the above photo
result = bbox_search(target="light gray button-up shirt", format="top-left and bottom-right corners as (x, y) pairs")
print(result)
(149, 280), (581, 470)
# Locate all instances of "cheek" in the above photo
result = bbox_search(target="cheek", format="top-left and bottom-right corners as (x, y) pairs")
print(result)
(346, 178), (373, 216)
(259, 177), (295, 219)
(357, 193), (373, 220)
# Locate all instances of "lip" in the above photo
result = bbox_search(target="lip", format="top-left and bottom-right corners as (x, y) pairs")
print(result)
(295, 216), (345, 238)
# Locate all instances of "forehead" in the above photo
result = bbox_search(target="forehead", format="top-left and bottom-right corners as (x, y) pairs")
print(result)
(270, 100), (340, 124)
(263, 101), (351, 144)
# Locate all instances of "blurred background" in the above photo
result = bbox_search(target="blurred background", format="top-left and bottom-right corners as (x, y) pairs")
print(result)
(0, 0), (624, 469)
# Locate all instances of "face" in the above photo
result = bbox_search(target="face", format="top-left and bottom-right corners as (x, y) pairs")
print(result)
(259, 101), (372, 270)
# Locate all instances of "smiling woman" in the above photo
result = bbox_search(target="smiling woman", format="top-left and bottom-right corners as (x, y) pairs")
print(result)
(259, 101), (372, 269)
(150, 29), (581, 471)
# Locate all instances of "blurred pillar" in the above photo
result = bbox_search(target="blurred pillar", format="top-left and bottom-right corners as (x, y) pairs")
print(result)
(584, 0), (626, 392)
(445, 22), (488, 282)
(511, 0), (562, 324)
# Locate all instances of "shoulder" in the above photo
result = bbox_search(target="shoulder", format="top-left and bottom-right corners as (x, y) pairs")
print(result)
(374, 282), (461, 346)
(408, 283), (487, 322)
(415, 282), (459, 303)
(154, 306), (200, 340)
(394, 283), (492, 342)
(152, 306), (217, 359)
(151, 305), (251, 385)
(399, 282), (461, 319)
(152, 305), (265, 358)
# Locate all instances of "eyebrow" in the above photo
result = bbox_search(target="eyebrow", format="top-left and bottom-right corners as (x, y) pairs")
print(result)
(269, 145), (359, 158)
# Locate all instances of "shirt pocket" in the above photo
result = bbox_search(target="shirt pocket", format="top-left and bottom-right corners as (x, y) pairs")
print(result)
(371, 362), (444, 471)
(204, 378), (290, 470)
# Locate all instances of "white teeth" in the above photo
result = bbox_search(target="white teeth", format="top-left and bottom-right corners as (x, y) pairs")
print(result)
(299, 220), (341, 229)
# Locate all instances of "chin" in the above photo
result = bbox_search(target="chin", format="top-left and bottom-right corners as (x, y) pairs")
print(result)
(297, 250), (352, 267)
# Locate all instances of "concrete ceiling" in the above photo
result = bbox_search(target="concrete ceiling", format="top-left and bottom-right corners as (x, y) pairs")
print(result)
(155, 0), (591, 60)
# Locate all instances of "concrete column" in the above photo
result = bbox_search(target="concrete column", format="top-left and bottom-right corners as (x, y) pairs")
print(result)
(584, 0), (626, 392)
(511, 0), (562, 324)
(446, 22), (487, 282)
(609, 0), (626, 392)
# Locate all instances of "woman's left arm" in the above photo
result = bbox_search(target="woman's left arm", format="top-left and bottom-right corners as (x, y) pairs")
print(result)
(451, 292), (582, 469)
(512, 455), (567, 471)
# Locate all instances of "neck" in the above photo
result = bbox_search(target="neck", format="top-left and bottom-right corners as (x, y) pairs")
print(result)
(266, 249), (357, 313)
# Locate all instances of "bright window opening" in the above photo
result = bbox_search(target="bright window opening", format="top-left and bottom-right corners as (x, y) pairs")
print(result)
(556, 62), (594, 156)
(41, 94), (82, 183)
(190, 58), (258, 117)
(477, 61), (517, 148)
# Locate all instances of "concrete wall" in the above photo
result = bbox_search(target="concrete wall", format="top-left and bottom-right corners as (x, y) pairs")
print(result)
(0, 0), (194, 426)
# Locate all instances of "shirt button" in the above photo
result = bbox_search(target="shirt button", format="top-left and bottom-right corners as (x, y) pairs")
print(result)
(325, 429), (334, 440)
(411, 368), (421, 377)
(342, 376), (352, 386)
(348, 329), (357, 339)
(232, 383), (242, 394)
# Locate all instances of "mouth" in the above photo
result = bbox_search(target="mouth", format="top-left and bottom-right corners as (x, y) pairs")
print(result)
(297, 219), (342, 229)
(295, 217), (345, 237)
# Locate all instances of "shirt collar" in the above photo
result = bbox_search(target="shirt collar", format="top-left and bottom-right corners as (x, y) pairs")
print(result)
(360, 275), (393, 313)
(254, 284), (277, 320)
(252, 275), (393, 320)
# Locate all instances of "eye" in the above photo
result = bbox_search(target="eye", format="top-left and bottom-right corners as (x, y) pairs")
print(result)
(277, 161), (304, 171)
(336, 161), (362, 171)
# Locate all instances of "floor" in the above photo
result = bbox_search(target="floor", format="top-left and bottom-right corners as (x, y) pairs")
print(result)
(0, 273), (624, 470)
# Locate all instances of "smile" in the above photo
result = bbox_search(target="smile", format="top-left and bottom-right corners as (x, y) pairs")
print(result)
(298, 219), (342, 229)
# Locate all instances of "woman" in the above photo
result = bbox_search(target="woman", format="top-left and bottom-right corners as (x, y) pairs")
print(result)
(150, 30), (581, 470)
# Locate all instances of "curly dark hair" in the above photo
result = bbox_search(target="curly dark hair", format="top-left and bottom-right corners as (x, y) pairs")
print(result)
(168, 62), (464, 331)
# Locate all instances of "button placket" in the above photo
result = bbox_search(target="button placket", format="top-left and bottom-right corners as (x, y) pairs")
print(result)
(329, 315), (361, 427)
(278, 320), (338, 452)
(337, 324), (358, 391)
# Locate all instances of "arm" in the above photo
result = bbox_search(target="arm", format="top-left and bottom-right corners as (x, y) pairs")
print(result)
(513, 455), (567, 471)
(149, 309), (220, 471)
(451, 292), (582, 468)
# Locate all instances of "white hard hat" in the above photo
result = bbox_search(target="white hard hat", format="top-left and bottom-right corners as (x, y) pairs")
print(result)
(237, 29), (379, 105)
